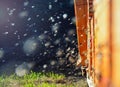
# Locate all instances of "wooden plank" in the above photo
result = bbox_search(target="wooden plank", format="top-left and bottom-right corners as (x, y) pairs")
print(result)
(74, 0), (88, 66)
(94, 0), (111, 86)
(112, 0), (120, 86)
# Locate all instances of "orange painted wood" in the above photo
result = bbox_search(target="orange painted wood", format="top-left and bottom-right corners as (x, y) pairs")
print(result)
(74, 0), (120, 87)
(112, 0), (120, 87)
(94, 0), (111, 86)
(74, 0), (88, 66)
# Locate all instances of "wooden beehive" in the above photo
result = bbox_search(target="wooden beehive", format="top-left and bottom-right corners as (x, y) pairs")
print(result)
(74, 0), (120, 87)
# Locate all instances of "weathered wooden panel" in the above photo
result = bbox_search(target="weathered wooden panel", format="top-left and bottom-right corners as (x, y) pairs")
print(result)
(74, 0), (89, 66)
(74, 0), (120, 87)
(112, 0), (120, 87)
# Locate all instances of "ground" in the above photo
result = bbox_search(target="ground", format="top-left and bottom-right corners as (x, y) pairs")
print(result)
(0, 72), (88, 87)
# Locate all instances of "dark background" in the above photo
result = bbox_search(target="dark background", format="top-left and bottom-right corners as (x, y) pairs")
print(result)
(0, 0), (79, 76)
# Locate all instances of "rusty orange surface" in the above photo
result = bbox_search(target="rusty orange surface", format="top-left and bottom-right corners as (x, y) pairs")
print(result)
(74, 0), (120, 87)
(94, 0), (112, 86)
(74, 0), (88, 66)
(112, 0), (120, 87)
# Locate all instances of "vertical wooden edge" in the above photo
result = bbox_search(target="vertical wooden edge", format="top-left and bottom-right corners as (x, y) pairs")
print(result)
(74, 0), (89, 67)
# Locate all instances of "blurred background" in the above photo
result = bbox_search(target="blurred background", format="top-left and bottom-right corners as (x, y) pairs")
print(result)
(0, 0), (80, 76)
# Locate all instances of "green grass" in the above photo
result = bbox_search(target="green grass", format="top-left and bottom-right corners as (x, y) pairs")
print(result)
(0, 71), (75, 87)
